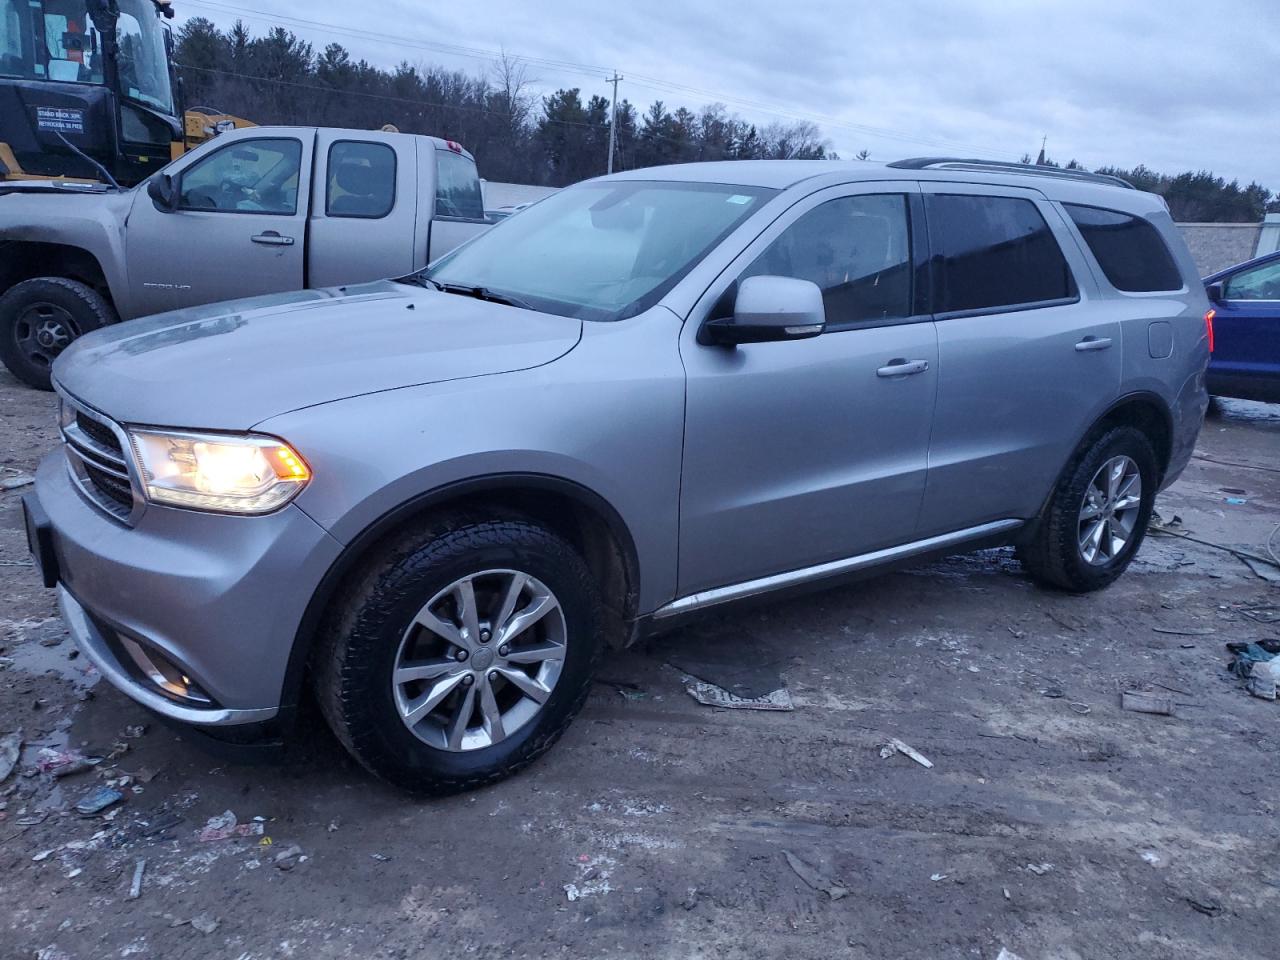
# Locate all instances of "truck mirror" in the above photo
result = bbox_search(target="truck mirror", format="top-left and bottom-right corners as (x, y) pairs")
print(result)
(147, 173), (177, 212)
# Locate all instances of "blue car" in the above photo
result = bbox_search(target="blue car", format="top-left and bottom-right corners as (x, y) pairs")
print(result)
(1204, 250), (1280, 403)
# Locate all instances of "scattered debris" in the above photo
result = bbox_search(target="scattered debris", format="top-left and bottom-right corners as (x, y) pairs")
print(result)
(1185, 895), (1223, 917)
(370, 853), (391, 862)
(681, 887), (699, 910)
(128, 859), (146, 900)
(1025, 862), (1054, 876)
(327, 819), (340, 832)
(0, 730), (20, 783)
(198, 810), (264, 841)
(563, 883), (582, 902)
(32, 849), (54, 862)
(879, 738), (934, 768)
(122, 724), (147, 739)
(782, 849), (849, 900)
(996, 949), (1025, 960)
(1141, 850), (1161, 865)
(75, 785), (124, 816)
(273, 844), (305, 870)
(1003, 887), (1012, 901)
(36, 748), (101, 778)
(684, 679), (793, 711)
(1121, 690), (1175, 716)
(930, 873), (948, 882)
(1042, 687), (1065, 699)
(1068, 701), (1092, 715)
(1227, 642), (1280, 700)
(1152, 626), (1216, 636)
(0, 473), (34, 491)
(191, 915), (219, 935)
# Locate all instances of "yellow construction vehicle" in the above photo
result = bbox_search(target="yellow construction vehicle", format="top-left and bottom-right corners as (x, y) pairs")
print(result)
(0, 0), (251, 185)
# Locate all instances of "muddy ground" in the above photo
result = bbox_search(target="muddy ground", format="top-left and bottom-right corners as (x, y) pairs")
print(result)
(1, 365), (1278, 960)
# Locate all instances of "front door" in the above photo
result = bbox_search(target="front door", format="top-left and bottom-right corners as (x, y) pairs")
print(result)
(914, 184), (1123, 535)
(677, 183), (938, 597)
(1213, 256), (1280, 401)
(125, 135), (312, 316)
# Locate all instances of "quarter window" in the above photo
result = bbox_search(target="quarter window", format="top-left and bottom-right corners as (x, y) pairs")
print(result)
(326, 141), (396, 219)
(435, 148), (484, 220)
(742, 194), (913, 326)
(1223, 259), (1280, 300)
(925, 194), (1076, 314)
(178, 138), (302, 215)
(1064, 204), (1182, 292)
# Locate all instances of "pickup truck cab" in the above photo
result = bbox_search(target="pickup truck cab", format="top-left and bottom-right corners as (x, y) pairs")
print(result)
(0, 125), (489, 388)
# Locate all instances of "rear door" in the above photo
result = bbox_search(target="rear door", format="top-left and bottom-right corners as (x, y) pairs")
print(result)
(307, 130), (417, 288)
(677, 182), (938, 595)
(125, 134), (312, 315)
(1212, 256), (1280, 399)
(916, 184), (1121, 535)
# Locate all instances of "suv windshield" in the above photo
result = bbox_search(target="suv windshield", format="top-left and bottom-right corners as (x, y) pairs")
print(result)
(0, 0), (172, 113)
(423, 180), (776, 321)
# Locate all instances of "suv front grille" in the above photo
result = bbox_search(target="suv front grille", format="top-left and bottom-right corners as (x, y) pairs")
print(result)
(60, 395), (139, 522)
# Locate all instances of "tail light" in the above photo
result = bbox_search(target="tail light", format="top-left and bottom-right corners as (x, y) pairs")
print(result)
(1204, 309), (1215, 353)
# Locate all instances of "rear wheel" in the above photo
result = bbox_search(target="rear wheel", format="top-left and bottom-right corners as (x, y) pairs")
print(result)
(1017, 426), (1158, 592)
(314, 516), (604, 794)
(0, 277), (116, 390)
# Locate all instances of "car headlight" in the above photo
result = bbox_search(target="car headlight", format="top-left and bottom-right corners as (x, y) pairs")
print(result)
(127, 429), (310, 514)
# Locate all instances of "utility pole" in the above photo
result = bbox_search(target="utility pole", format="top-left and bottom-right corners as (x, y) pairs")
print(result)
(606, 72), (622, 174)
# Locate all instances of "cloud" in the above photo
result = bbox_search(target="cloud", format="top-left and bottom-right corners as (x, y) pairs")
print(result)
(179, 0), (1280, 185)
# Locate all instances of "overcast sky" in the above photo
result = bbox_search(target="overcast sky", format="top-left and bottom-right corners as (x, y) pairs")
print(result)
(179, 0), (1280, 187)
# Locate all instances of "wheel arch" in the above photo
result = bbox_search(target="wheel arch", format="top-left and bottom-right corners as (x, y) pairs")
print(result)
(0, 241), (115, 305)
(279, 473), (641, 723)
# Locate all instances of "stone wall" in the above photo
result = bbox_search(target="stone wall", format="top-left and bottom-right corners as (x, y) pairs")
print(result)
(1176, 222), (1263, 276)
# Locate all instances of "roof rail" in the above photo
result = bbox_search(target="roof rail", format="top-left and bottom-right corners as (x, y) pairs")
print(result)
(887, 157), (1135, 190)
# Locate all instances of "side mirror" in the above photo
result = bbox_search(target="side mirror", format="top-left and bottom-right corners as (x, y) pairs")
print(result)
(147, 172), (177, 211)
(701, 275), (826, 346)
(1205, 280), (1225, 303)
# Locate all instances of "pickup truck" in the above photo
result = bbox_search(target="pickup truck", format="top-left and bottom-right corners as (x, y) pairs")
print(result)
(0, 125), (490, 389)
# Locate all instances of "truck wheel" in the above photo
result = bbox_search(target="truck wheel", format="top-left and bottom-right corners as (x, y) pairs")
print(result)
(0, 278), (116, 391)
(1017, 426), (1158, 593)
(314, 516), (604, 795)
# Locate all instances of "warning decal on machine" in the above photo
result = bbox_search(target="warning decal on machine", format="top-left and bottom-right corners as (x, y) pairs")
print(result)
(35, 106), (86, 134)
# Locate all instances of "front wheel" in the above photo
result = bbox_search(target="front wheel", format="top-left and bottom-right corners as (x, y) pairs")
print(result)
(0, 277), (116, 390)
(314, 517), (604, 795)
(1017, 426), (1159, 592)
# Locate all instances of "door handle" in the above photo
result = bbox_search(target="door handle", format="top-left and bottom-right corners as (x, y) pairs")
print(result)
(251, 231), (295, 246)
(876, 358), (930, 378)
(1074, 336), (1113, 352)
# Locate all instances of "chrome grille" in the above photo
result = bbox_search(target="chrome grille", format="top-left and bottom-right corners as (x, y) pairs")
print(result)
(59, 392), (141, 523)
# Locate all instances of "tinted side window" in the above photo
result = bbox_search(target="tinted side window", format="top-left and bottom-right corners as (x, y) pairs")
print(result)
(1224, 259), (1280, 300)
(742, 194), (912, 326)
(1064, 204), (1182, 292)
(179, 138), (301, 214)
(326, 141), (396, 218)
(926, 195), (1076, 314)
(435, 149), (484, 220)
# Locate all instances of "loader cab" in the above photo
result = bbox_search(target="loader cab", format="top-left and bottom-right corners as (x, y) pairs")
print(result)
(0, 0), (182, 185)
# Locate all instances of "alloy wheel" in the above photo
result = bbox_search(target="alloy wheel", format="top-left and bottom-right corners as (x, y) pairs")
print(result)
(391, 569), (567, 751)
(1077, 455), (1143, 566)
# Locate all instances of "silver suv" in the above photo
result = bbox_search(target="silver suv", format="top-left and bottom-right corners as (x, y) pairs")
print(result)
(24, 158), (1210, 793)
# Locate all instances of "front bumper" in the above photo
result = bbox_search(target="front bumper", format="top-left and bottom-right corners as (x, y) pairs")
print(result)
(31, 449), (343, 726)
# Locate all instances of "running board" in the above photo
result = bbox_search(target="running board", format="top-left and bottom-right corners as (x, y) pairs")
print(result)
(652, 519), (1024, 620)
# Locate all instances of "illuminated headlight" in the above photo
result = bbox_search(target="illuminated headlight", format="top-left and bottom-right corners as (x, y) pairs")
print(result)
(127, 429), (310, 514)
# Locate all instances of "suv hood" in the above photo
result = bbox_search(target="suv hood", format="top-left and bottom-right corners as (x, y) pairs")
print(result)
(54, 281), (583, 429)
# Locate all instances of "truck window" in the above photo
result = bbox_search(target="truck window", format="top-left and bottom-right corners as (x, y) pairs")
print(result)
(435, 148), (484, 220)
(178, 138), (302, 215)
(326, 141), (396, 219)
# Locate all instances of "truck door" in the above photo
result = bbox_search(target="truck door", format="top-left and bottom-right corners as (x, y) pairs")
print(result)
(125, 134), (312, 315)
(307, 130), (417, 288)
(428, 144), (489, 261)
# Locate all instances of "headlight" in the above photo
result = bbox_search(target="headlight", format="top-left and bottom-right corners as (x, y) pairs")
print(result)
(127, 429), (310, 514)
(58, 397), (75, 431)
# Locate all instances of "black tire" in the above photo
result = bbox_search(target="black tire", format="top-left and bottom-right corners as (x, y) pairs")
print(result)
(0, 277), (116, 390)
(313, 515), (604, 795)
(1017, 425), (1159, 593)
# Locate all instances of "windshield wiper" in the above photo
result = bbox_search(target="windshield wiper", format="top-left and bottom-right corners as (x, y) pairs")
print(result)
(435, 282), (533, 310)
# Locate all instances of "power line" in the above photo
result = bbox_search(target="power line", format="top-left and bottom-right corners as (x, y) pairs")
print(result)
(176, 0), (1016, 160)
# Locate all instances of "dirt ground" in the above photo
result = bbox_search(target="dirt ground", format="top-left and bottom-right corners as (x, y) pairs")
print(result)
(1, 365), (1278, 960)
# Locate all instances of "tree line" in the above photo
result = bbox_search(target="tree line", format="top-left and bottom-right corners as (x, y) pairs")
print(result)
(175, 19), (1277, 221)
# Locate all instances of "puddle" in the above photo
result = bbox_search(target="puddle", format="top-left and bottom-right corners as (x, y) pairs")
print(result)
(2, 637), (98, 688)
